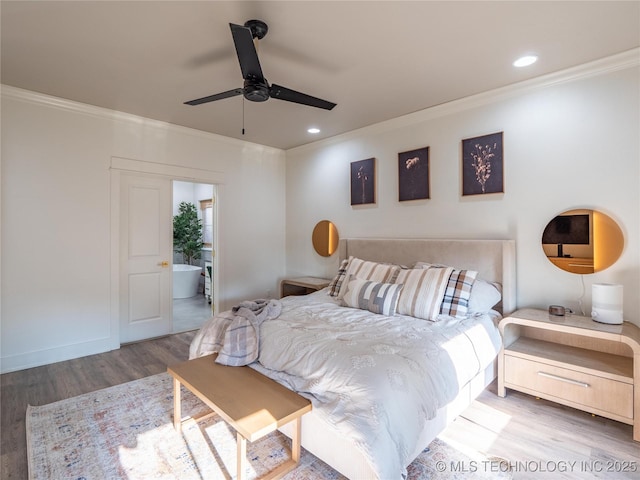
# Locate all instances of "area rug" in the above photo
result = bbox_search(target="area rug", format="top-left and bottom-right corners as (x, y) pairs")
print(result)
(26, 373), (512, 479)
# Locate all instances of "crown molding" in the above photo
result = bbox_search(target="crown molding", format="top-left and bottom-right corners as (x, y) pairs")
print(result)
(3, 48), (637, 156)
(0, 84), (284, 155)
(289, 48), (640, 154)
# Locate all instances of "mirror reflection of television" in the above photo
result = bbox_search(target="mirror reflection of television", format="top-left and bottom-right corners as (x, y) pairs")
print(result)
(542, 214), (590, 257)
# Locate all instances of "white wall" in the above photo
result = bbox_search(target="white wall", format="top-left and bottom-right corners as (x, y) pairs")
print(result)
(1, 87), (286, 372)
(285, 52), (640, 326)
(173, 180), (196, 215)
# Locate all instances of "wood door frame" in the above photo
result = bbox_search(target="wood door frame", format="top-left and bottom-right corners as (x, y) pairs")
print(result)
(110, 157), (225, 346)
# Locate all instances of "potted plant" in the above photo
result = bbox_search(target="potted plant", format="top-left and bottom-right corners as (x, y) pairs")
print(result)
(173, 202), (204, 265)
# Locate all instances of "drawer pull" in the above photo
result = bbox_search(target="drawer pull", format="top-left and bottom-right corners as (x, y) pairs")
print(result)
(537, 371), (589, 388)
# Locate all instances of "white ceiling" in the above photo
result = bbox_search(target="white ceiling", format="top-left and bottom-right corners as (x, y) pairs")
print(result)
(2, 1), (639, 150)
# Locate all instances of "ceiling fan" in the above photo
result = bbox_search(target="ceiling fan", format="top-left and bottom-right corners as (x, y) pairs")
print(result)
(184, 20), (336, 111)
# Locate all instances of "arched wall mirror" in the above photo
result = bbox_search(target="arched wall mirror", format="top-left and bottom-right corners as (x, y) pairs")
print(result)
(541, 209), (624, 274)
(312, 220), (339, 257)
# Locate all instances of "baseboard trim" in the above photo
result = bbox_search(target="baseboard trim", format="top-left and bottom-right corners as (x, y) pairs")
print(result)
(0, 337), (118, 374)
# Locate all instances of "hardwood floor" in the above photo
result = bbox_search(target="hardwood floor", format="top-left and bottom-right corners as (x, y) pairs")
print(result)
(0, 331), (195, 479)
(442, 382), (640, 479)
(2, 332), (639, 479)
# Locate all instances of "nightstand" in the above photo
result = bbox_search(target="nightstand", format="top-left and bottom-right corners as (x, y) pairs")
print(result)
(280, 276), (331, 298)
(498, 308), (640, 442)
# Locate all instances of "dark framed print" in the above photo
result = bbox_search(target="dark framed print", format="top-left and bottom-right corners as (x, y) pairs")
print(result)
(350, 158), (375, 205)
(462, 132), (504, 196)
(398, 147), (430, 201)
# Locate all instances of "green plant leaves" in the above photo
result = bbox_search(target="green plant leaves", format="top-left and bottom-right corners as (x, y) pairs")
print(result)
(173, 202), (203, 265)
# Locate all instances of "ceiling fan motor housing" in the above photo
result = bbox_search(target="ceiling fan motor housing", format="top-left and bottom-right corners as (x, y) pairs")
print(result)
(243, 78), (270, 102)
(244, 19), (268, 39)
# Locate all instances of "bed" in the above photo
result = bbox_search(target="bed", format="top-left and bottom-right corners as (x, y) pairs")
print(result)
(190, 238), (516, 479)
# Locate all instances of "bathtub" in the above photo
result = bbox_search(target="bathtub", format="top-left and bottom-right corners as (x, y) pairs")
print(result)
(173, 264), (202, 299)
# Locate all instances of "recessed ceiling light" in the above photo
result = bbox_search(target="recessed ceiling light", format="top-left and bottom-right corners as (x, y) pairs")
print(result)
(513, 55), (538, 67)
(307, 127), (320, 134)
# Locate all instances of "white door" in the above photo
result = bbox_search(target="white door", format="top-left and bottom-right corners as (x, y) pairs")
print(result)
(119, 173), (173, 343)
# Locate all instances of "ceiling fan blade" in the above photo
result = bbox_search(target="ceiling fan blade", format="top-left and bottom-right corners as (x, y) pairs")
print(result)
(184, 88), (243, 106)
(230, 23), (264, 81)
(270, 84), (336, 110)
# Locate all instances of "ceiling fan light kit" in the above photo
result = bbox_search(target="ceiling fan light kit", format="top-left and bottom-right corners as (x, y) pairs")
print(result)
(185, 20), (336, 111)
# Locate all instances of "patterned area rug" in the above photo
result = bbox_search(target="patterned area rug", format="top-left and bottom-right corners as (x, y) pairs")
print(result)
(26, 373), (512, 479)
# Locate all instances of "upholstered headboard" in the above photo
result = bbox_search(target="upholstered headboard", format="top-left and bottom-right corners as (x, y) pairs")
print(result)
(338, 238), (517, 315)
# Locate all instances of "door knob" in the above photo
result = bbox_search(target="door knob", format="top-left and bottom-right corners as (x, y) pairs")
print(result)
(158, 261), (169, 267)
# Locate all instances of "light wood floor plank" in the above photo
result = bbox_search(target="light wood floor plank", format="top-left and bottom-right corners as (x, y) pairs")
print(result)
(0, 331), (195, 479)
(441, 383), (640, 479)
(2, 332), (639, 479)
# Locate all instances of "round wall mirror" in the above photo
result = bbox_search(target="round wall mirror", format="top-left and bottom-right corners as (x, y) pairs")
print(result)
(312, 220), (339, 257)
(541, 209), (624, 274)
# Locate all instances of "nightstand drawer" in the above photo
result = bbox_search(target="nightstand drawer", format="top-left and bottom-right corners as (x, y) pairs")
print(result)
(504, 355), (633, 419)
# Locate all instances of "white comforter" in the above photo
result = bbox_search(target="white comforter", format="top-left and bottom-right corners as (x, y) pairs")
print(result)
(190, 290), (502, 479)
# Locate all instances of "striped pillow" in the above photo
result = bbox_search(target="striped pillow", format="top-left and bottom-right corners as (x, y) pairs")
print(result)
(394, 267), (454, 320)
(327, 257), (351, 297)
(337, 257), (401, 299)
(342, 276), (404, 316)
(414, 262), (478, 318)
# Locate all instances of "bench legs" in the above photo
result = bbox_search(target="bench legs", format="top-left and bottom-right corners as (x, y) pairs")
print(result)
(237, 417), (301, 480)
(237, 433), (247, 480)
(173, 376), (303, 480)
(173, 377), (182, 433)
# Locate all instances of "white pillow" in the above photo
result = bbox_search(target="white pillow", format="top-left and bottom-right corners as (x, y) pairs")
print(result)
(342, 276), (404, 316)
(394, 267), (453, 321)
(468, 279), (502, 313)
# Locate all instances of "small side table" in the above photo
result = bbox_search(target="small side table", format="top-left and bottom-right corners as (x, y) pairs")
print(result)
(498, 308), (640, 442)
(280, 276), (331, 298)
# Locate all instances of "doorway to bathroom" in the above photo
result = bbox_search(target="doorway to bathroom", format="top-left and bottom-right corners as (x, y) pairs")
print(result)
(172, 180), (216, 333)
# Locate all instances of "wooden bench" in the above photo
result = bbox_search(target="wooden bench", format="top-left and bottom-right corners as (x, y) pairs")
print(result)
(168, 354), (312, 480)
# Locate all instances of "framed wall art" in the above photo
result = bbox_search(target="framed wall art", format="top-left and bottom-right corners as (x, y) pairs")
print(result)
(462, 132), (504, 196)
(398, 146), (430, 201)
(350, 158), (375, 205)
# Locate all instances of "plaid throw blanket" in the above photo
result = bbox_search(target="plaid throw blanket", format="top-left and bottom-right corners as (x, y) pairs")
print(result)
(188, 299), (282, 366)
